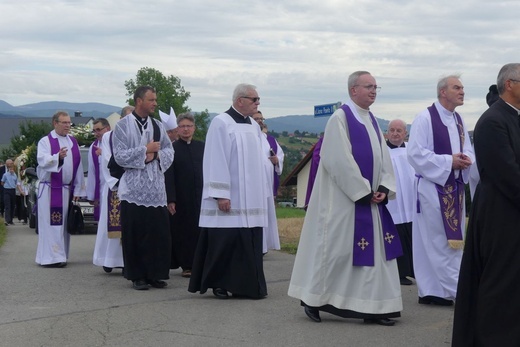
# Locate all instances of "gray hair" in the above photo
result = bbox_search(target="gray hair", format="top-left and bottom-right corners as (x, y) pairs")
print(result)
(497, 63), (520, 95)
(437, 74), (462, 98)
(388, 119), (407, 130)
(232, 83), (257, 102)
(120, 105), (134, 117)
(52, 111), (69, 124)
(177, 112), (195, 124)
(348, 71), (371, 96)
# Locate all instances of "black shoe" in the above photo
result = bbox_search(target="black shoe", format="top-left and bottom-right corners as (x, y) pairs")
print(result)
(4, 222), (8, 226)
(212, 288), (229, 299)
(364, 318), (396, 326)
(400, 277), (413, 285)
(132, 280), (149, 290)
(103, 266), (113, 273)
(418, 296), (453, 306)
(146, 279), (167, 288)
(304, 305), (321, 323)
(42, 262), (67, 268)
(9, 221), (14, 225)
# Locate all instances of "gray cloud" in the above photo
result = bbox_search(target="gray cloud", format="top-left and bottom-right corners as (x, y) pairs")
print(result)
(1, 0), (518, 129)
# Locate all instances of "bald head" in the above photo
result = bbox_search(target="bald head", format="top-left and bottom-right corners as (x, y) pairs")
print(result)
(387, 119), (407, 147)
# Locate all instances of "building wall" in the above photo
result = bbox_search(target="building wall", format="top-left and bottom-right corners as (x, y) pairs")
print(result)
(296, 161), (311, 208)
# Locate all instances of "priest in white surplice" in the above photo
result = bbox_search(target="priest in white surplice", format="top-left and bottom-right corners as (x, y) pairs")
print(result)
(92, 107), (133, 273)
(407, 75), (474, 306)
(35, 111), (86, 267)
(288, 71), (403, 326)
(252, 111), (283, 254)
(188, 83), (270, 299)
(386, 119), (415, 286)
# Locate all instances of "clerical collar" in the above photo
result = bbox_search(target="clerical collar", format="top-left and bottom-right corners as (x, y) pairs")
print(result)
(386, 140), (405, 149)
(505, 101), (520, 115)
(226, 107), (251, 124)
(132, 111), (149, 124)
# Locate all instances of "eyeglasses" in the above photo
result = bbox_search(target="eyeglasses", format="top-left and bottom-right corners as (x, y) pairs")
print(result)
(253, 117), (265, 121)
(58, 121), (72, 125)
(178, 125), (194, 129)
(92, 126), (107, 133)
(241, 96), (260, 103)
(510, 79), (520, 83)
(354, 84), (381, 92)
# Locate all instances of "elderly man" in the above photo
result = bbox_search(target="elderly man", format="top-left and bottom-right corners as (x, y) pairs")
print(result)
(452, 63), (520, 346)
(386, 119), (415, 285)
(86, 118), (111, 222)
(112, 86), (174, 290)
(288, 71), (402, 326)
(188, 83), (270, 299)
(407, 75), (474, 306)
(165, 112), (205, 278)
(35, 111), (86, 268)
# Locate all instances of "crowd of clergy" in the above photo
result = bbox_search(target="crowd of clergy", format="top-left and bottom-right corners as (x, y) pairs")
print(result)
(29, 63), (520, 345)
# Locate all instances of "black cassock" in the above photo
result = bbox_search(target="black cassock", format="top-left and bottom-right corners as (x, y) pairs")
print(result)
(165, 138), (205, 271)
(453, 98), (520, 347)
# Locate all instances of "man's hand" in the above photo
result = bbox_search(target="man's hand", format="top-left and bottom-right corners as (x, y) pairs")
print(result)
(59, 147), (68, 159)
(452, 153), (472, 170)
(269, 155), (278, 166)
(217, 198), (231, 213)
(371, 191), (386, 204)
(94, 145), (102, 156)
(167, 202), (176, 215)
(146, 141), (161, 153)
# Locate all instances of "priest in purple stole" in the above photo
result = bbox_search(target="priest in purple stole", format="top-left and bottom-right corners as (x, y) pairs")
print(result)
(35, 111), (86, 267)
(407, 75), (474, 306)
(288, 71), (403, 326)
(87, 118), (111, 222)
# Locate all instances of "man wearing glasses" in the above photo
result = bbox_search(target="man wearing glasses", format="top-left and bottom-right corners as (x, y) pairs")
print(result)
(289, 71), (402, 326)
(189, 83), (270, 299)
(35, 111), (86, 268)
(407, 75), (474, 307)
(86, 118), (111, 223)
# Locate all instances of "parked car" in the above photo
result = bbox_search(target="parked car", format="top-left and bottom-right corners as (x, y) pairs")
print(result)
(25, 147), (97, 234)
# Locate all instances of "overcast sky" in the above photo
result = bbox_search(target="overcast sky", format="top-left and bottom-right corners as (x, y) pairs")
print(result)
(1, 0), (517, 129)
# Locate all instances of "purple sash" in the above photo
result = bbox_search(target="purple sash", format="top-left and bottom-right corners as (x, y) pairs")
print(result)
(341, 104), (402, 266)
(107, 189), (122, 238)
(48, 133), (81, 226)
(305, 136), (323, 208)
(428, 104), (465, 248)
(266, 135), (280, 196)
(91, 140), (101, 221)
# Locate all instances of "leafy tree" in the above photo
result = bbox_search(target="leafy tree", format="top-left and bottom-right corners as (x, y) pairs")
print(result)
(1, 120), (52, 163)
(124, 67), (191, 118)
(282, 131), (288, 137)
(193, 110), (210, 141)
(294, 130), (301, 136)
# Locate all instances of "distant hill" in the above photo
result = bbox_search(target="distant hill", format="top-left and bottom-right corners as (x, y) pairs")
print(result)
(0, 100), (121, 118)
(266, 115), (393, 134)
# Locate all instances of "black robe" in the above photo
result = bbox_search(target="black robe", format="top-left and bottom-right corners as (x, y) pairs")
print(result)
(164, 138), (205, 270)
(452, 98), (520, 346)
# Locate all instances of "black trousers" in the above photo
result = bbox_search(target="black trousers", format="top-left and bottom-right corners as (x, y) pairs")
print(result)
(3, 189), (15, 223)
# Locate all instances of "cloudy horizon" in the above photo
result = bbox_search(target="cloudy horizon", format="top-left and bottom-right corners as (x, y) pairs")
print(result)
(1, 0), (517, 130)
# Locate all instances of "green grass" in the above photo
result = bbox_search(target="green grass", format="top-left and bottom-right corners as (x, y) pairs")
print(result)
(276, 206), (305, 219)
(280, 242), (298, 255)
(0, 218), (6, 248)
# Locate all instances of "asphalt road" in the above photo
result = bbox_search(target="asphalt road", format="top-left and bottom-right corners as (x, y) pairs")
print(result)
(0, 223), (454, 347)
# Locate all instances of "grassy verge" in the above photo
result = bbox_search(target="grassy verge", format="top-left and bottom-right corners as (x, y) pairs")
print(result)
(276, 207), (304, 254)
(0, 217), (6, 248)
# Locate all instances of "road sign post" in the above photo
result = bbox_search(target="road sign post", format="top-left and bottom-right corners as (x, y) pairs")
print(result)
(314, 102), (342, 117)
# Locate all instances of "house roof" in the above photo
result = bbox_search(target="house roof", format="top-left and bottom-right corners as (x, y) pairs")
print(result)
(0, 116), (93, 146)
(281, 141), (318, 186)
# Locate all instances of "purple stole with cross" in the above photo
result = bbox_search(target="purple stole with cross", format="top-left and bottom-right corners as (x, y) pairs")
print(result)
(427, 103), (465, 249)
(90, 140), (101, 221)
(341, 104), (402, 266)
(107, 132), (122, 238)
(48, 133), (81, 226)
(266, 134), (280, 196)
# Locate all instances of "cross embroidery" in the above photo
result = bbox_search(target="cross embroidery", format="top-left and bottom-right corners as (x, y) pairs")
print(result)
(358, 238), (369, 250)
(385, 232), (395, 244)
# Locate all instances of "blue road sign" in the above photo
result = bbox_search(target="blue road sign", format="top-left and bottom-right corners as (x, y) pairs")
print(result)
(314, 102), (342, 117)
